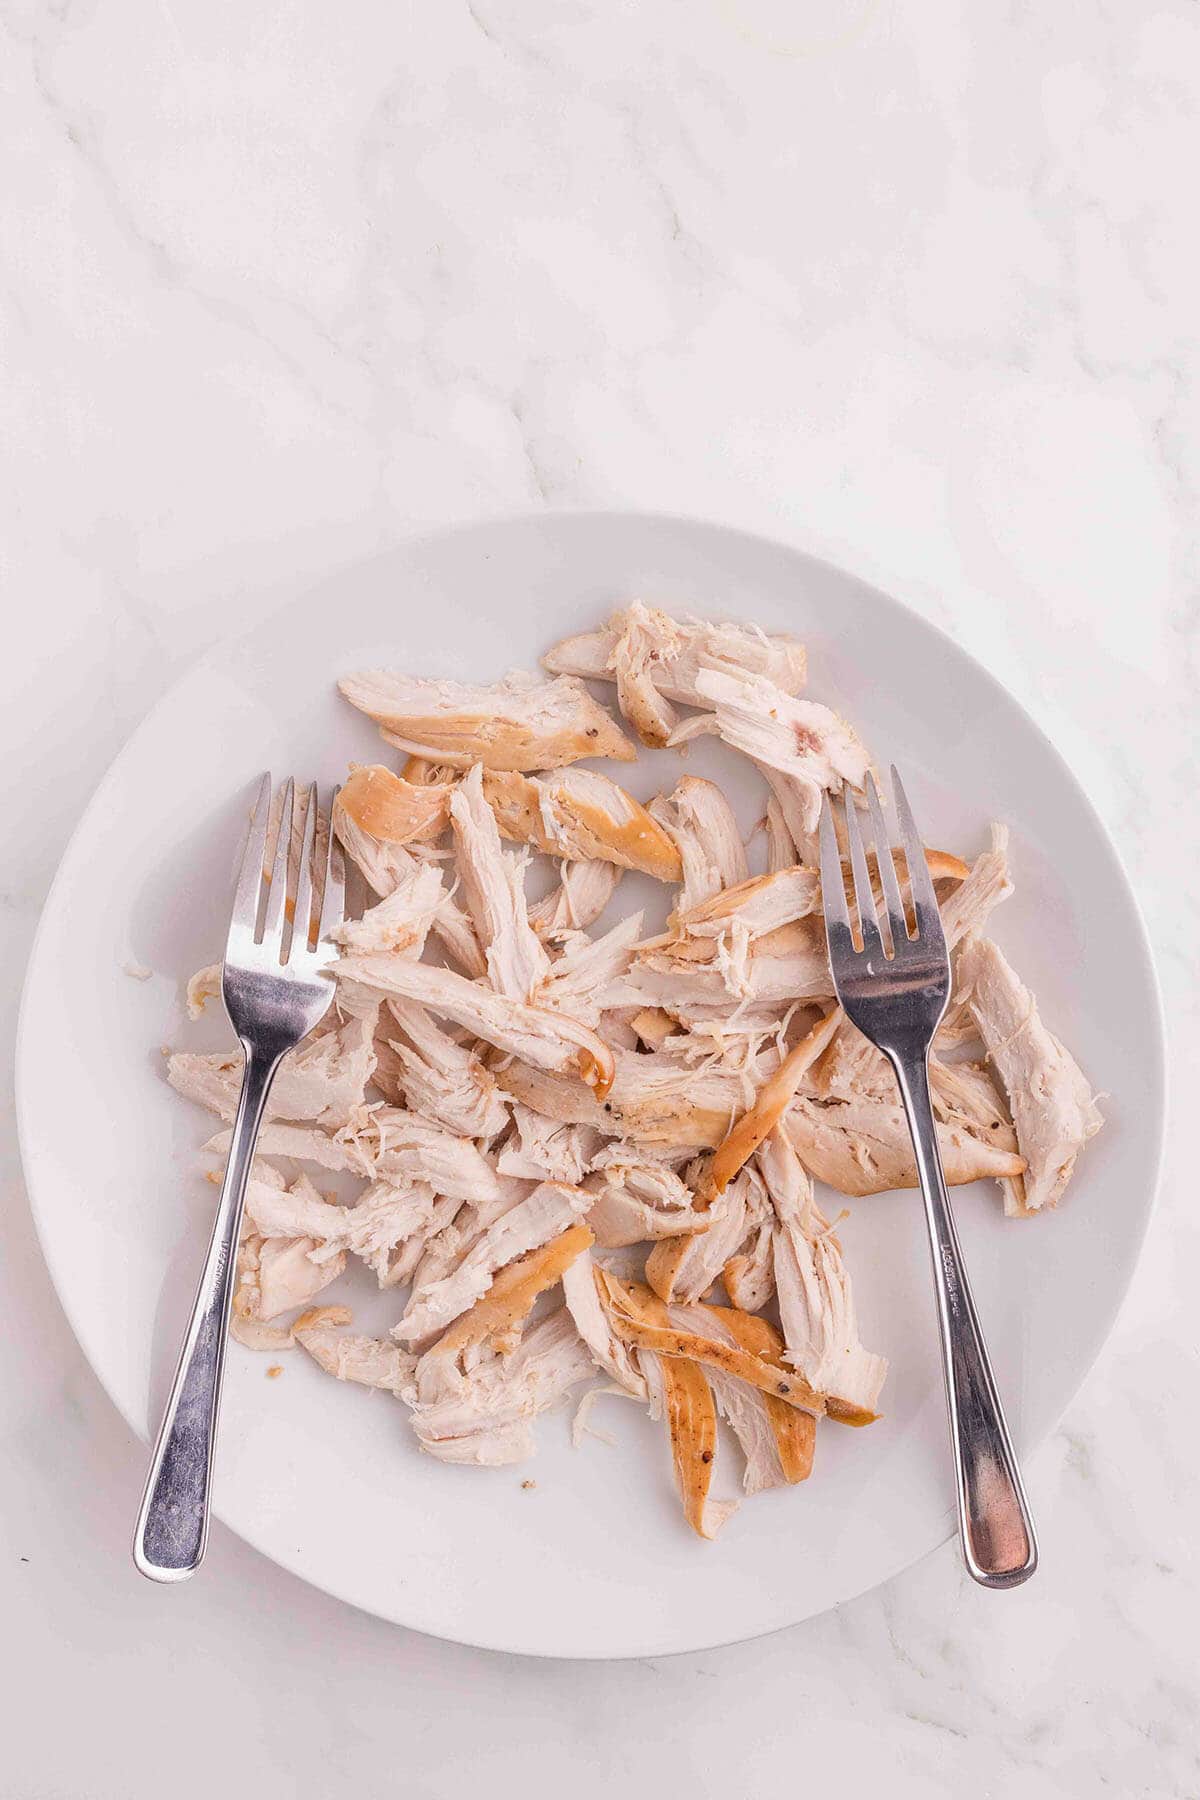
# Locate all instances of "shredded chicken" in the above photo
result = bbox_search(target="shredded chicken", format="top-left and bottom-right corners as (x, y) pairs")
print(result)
(957, 937), (1102, 1212)
(167, 598), (1099, 1542)
(483, 767), (682, 881)
(338, 668), (634, 769)
(545, 605), (807, 724)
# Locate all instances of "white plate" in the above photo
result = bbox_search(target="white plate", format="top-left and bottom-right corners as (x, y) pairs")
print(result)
(17, 512), (1164, 1658)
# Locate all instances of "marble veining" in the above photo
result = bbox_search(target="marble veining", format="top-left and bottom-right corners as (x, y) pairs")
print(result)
(1, 0), (1196, 1793)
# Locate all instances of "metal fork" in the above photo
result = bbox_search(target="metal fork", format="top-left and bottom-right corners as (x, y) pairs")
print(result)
(133, 774), (344, 1581)
(818, 770), (1037, 1589)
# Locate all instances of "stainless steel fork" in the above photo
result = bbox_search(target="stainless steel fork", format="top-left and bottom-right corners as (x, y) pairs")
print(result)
(133, 774), (344, 1582)
(819, 770), (1037, 1589)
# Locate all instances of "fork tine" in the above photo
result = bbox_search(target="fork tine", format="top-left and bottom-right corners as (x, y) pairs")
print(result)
(865, 771), (907, 950)
(842, 788), (885, 959)
(818, 792), (851, 941)
(288, 783), (319, 959)
(231, 772), (273, 934)
(260, 778), (295, 951)
(891, 766), (941, 936)
(317, 785), (345, 944)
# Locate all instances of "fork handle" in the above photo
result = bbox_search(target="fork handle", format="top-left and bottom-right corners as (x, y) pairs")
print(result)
(890, 1052), (1038, 1589)
(133, 1045), (280, 1581)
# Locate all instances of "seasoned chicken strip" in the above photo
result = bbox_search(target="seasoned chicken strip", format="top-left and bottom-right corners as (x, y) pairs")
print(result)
(957, 936), (1101, 1212)
(648, 776), (749, 911)
(668, 1301), (813, 1493)
(336, 953), (615, 1100)
(545, 606), (807, 713)
(338, 763), (451, 846)
(451, 764), (549, 1002)
(338, 668), (634, 770)
(599, 1273), (824, 1417)
(483, 768), (683, 882)
(759, 1129), (886, 1422)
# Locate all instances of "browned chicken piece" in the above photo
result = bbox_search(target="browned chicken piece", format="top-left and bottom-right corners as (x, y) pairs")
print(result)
(527, 859), (623, 941)
(338, 668), (634, 770)
(394, 1179), (593, 1346)
(648, 775), (749, 911)
(483, 768), (683, 882)
(335, 953), (615, 1100)
(677, 668), (871, 840)
(334, 803), (486, 978)
(330, 863), (445, 958)
(400, 755), (462, 786)
(583, 1152), (700, 1247)
(785, 1086), (1026, 1196)
(957, 936), (1102, 1212)
(408, 1308), (597, 1466)
(599, 1272), (824, 1417)
(668, 1301), (815, 1494)
(645, 1335), (733, 1540)
(450, 764), (550, 1002)
(379, 996), (510, 1139)
(758, 1129), (886, 1422)
(337, 763), (452, 846)
(544, 603), (807, 733)
(169, 1007), (377, 1130)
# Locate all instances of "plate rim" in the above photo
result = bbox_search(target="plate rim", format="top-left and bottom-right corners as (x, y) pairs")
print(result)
(15, 506), (1167, 1657)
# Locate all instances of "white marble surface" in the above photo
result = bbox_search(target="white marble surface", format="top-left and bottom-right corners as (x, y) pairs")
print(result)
(1, 0), (1196, 1792)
